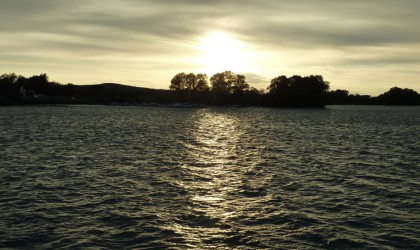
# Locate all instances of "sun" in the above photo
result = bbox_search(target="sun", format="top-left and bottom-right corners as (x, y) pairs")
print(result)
(196, 32), (253, 75)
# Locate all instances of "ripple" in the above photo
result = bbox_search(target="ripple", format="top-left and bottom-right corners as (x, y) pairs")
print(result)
(0, 105), (419, 249)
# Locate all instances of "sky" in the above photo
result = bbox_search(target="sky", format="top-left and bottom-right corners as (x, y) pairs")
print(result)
(1, 0), (419, 95)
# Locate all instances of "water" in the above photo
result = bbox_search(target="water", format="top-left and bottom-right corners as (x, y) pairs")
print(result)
(0, 105), (419, 249)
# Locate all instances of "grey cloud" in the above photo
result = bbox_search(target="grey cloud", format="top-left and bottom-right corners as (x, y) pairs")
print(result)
(337, 53), (420, 67)
(233, 3), (420, 48)
(243, 73), (269, 89)
(1, 0), (419, 92)
(2, 0), (419, 50)
(241, 21), (420, 48)
(0, 0), (230, 57)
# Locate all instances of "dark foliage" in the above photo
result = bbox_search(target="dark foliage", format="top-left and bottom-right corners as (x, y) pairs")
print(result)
(326, 90), (372, 105)
(1, 72), (419, 106)
(375, 87), (420, 105)
(209, 71), (252, 105)
(266, 75), (329, 107)
(0, 73), (171, 105)
(169, 72), (210, 103)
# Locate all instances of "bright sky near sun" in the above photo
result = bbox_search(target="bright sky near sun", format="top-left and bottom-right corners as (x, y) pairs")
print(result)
(1, 0), (419, 95)
(196, 32), (255, 75)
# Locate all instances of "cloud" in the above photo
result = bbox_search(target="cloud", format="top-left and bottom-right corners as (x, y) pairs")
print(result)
(2, 0), (419, 52)
(0, 0), (419, 94)
(242, 73), (269, 89)
(231, 1), (420, 48)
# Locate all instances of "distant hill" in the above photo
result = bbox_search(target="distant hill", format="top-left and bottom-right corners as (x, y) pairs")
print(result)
(68, 83), (172, 104)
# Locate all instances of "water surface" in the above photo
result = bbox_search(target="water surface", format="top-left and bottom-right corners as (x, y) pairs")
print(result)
(0, 105), (419, 249)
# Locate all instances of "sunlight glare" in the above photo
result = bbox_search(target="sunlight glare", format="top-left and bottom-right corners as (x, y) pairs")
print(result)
(197, 32), (253, 75)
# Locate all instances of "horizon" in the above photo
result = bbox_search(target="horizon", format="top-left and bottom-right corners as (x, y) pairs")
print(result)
(6, 71), (418, 98)
(39, 72), (420, 97)
(1, 0), (419, 96)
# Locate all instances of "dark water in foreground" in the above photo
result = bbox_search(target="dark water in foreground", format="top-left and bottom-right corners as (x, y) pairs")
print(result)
(0, 105), (419, 249)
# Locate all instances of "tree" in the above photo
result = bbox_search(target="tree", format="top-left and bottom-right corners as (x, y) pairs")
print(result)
(195, 73), (210, 92)
(170, 72), (209, 92)
(25, 73), (64, 97)
(169, 72), (188, 91)
(376, 87), (420, 105)
(169, 72), (210, 103)
(267, 75), (292, 106)
(243, 87), (264, 106)
(210, 71), (235, 94)
(267, 75), (329, 107)
(209, 71), (249, 104)
(0, 73), (18, 95)
(185, 73), (196, 91)
(231, 74), (250, 104)
(232, 74), (250, 94)
(209, 71), (250, 94)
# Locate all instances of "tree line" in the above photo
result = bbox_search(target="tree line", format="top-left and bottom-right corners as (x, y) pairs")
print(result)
(169, 71), (332, 106)
(0, 73), (170, 105)
(169, 71), (261, 105)
(169, 71), (420, 106)
(1, 72), (419, 106)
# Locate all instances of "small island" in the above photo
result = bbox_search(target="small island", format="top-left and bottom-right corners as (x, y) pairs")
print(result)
(0, 72), (419, 107)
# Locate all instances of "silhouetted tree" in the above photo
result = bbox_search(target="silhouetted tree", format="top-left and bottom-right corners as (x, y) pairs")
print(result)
(170, 72), (209, 92)
(21, 73), (61, 97)
(243, 87), (264, 106)
(170, 72), (188, 91)
(185, 73), (196, 91)
(376, 87), (420, 105)
(27, 74), (49, 94)
(231, 74), (249, 93)
(0, 73), (18, 96)
(190, 73), (210, 103)
(348, 94), (371, 105)
(267, 75), (329, 107)
(267, 75), (292, 106)
(209, 71), (251, 104)
(4, 71), (419, 107)
(326, 89), (350, 104)
(210, 71), (236, 93)
(195, 73), (210, 92)
(169, 72), (210, 103)
(231, 74), (251, 104)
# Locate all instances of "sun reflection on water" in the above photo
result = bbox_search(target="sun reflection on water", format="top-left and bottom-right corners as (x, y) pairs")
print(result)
(181, 111), (242, 210)
(167, 109), (271, 248)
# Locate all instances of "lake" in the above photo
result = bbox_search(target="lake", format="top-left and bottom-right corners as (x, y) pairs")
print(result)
(0, 105), (419, 249)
